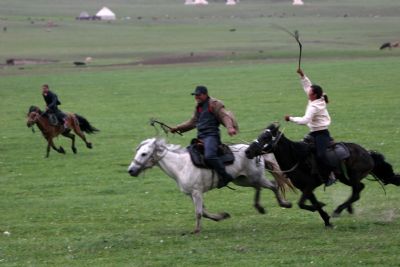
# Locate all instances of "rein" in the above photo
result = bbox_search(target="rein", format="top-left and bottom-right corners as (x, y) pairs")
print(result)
(28, 109), (49, 132)
(270, 127), (285, 150)
(28, 109), (45, 122)
(256, 127), (300, 174)
(273, 128), (302, 174)
(270, 162), (299, 174)
(27, 111), (41, 129)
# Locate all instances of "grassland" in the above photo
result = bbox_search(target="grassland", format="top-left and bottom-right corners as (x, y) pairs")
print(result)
(1, 1), (400, 266)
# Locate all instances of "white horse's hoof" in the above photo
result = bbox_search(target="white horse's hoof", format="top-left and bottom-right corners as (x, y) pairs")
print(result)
(280, 201), (292, 208)
(221, 212), (231, 219)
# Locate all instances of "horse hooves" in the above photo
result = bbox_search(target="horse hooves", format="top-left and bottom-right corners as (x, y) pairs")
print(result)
(332, 211), (341, 218)
(191, 229), (201, 234)
(255, 205), (266, 214)
(280, 202), (293, 209)
(325, 223), (334, 229)
(59, 147), (66, 154)
(86, 143), (93, 149)
(346, 206), (354, 214)
(72, 147), (77, 154)
(222, 212), (231, 219)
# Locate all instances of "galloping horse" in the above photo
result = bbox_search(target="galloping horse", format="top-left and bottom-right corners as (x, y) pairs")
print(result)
(245, 123), (400, 227)
(127, 137), (292, 233)
(26, 105), (98, 157)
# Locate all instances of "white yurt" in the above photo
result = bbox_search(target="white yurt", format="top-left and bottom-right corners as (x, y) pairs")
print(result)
(96, 7), (116, 20)
(194, 0), (208, 5)
(76, 11), (90, 20)
(293, 0), (304, 6)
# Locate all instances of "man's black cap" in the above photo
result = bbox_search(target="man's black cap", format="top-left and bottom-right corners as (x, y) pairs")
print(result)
(191, 85), (208, 96)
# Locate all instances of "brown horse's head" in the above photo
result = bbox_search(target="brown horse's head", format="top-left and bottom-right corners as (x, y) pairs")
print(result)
(26, 106), (42, 128)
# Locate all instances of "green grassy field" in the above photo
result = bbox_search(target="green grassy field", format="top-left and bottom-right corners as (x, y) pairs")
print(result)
(1, 1), (400, 266)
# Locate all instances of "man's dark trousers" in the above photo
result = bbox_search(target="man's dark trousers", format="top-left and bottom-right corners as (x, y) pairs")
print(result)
(202, 135), (234, 187)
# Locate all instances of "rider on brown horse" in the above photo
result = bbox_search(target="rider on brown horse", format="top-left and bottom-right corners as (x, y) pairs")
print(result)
(42, 84), (67, 130)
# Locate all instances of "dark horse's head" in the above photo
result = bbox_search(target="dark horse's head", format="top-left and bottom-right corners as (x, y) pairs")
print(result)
(245, 122), (281, 159)
(26, 105), (42, 128)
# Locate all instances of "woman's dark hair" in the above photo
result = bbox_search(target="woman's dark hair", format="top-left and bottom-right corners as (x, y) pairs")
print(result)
(311, 84), (329, 103)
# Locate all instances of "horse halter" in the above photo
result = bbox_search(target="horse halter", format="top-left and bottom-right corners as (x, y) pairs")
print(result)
(133, 140), (167, 169)
(27, 111), (40, 127)
(252, 129), (274, 154)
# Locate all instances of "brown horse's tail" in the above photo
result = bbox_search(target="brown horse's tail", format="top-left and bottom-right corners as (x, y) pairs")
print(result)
(75, 114), (99, 134)
(370, 151), (400, 186)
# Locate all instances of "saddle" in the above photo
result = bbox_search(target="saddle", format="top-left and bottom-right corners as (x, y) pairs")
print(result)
(48, 113), (59, 126)
(187, 139), (235, 168)
(303, 135), (350, 170)
(45, 111), (66, 127)
(325, 143), (350, 168)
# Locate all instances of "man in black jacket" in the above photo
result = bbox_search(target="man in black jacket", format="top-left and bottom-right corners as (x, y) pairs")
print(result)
(42, 84), (67, 129)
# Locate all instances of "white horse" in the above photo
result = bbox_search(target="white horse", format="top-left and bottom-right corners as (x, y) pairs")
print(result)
(127, 137), (292, 233)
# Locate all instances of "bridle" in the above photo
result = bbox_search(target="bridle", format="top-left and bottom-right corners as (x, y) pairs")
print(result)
(27, 110), (41, 127)
(132, 140), (168, 169)
(252, 128), (282, 154)
(253, 128), (299, 174)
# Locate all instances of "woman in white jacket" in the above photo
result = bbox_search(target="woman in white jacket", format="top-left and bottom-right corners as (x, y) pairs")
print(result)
(284, 68), (336, 186)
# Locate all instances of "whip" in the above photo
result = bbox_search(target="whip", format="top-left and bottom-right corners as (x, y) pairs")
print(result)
(149, 118), (183, 136)
(271, 24), (303, 69)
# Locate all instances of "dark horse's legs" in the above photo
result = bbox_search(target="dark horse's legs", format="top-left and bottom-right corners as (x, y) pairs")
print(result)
(308, 192), (332, 227)
(46, 138), (65, 158)
(62, 131), (77, 154)
(70, 117), (92, 149)
(298, 191), (326, 211)
(298, 192), (318, 211)
(298, 189), (332, 227)
(332, 182), (365, 217)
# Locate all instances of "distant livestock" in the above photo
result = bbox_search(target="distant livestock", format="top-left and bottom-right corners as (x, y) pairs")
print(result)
(380, 42), (399, 50)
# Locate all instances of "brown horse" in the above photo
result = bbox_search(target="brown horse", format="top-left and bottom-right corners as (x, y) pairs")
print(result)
(26, 105), (99, 157)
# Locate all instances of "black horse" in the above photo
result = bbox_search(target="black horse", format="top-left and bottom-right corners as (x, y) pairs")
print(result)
(245, 123), (400, 227)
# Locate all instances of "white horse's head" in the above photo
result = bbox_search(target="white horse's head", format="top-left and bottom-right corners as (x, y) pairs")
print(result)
(127, 138), (166, 177)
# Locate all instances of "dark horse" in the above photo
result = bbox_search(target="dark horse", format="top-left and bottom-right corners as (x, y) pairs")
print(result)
(245, 123), (400, 227)
(26, 105), (99, 157)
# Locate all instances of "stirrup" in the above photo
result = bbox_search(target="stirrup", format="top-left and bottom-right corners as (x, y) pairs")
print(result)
(325, 173), (336, 187)
(217, 178), (235, 189)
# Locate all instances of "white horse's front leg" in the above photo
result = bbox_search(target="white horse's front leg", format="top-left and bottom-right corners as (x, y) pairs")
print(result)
(191, 190), (203, 234)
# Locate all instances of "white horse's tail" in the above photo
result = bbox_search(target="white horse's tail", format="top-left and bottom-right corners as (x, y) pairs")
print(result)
(263, 155), (296, 197)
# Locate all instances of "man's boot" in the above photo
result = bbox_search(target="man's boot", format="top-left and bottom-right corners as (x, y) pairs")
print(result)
(318, 168), (336, 187)
(325, 172), (336, 186)
(63, 118), (69, 131)
(205, 158), (234, 188)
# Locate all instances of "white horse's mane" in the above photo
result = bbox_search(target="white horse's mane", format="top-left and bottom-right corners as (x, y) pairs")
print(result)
(161, 138), (248, 154)
(164, 142), (186, 153)
(137, 137), (186, 153)
(137, 137), (248, 156)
